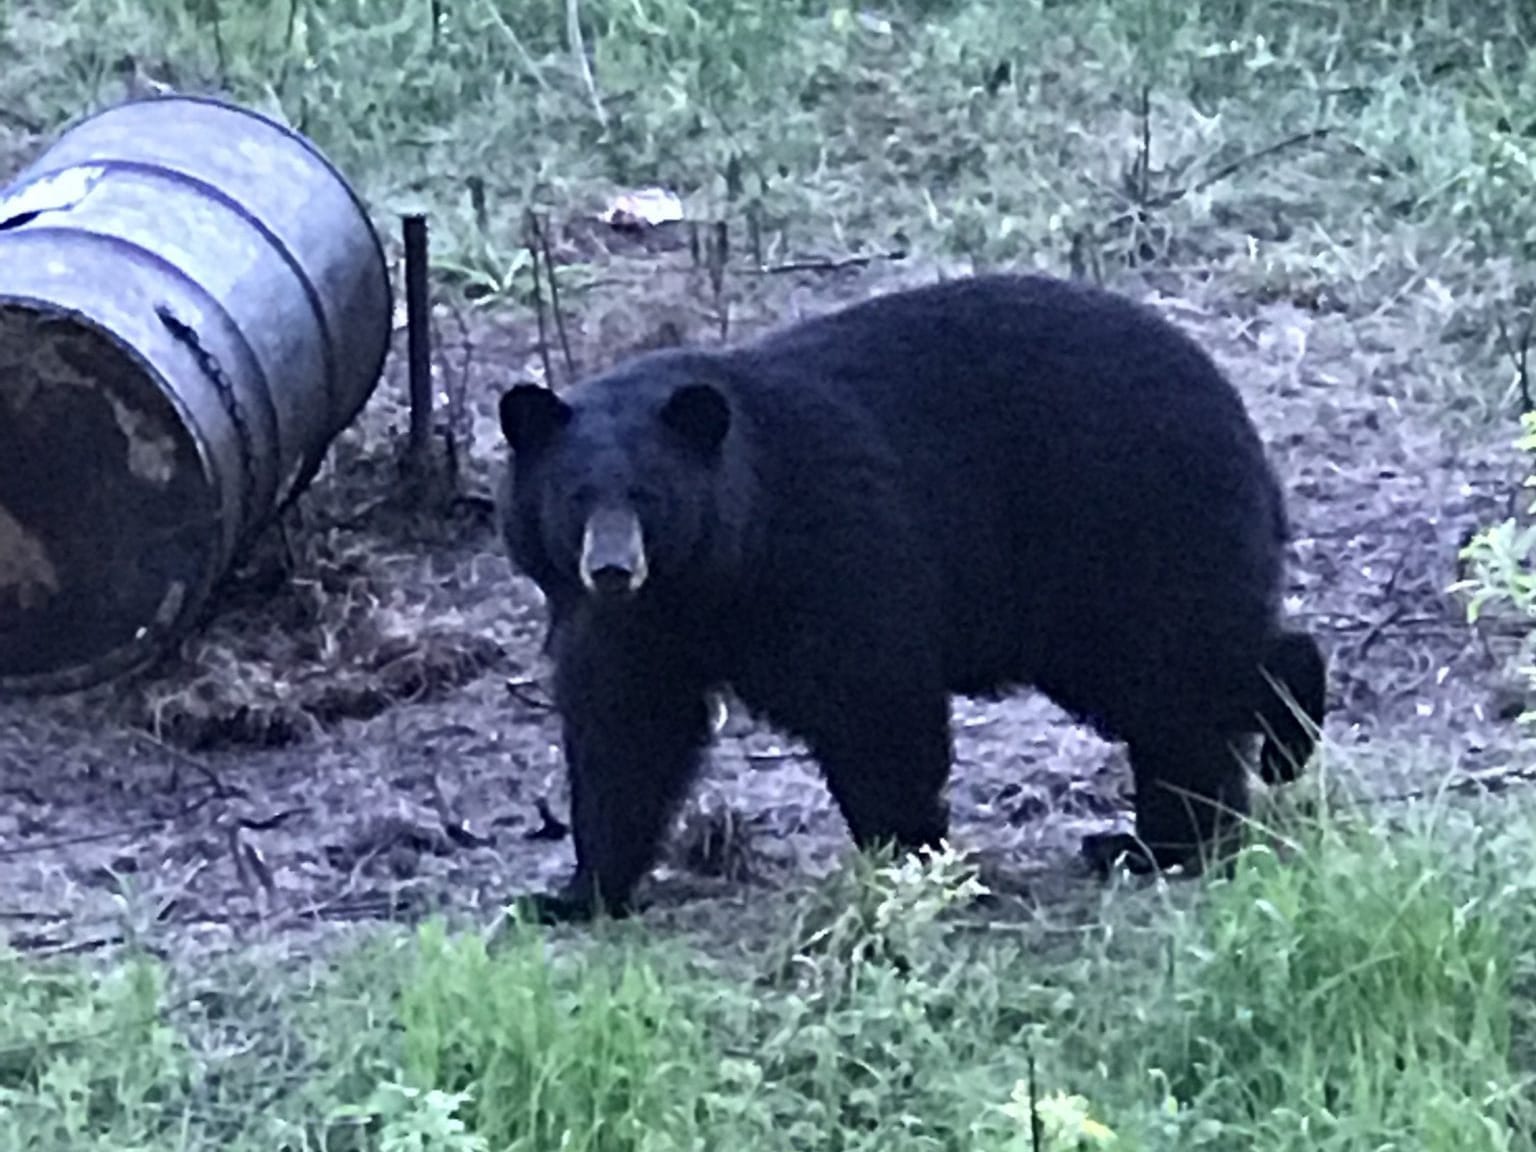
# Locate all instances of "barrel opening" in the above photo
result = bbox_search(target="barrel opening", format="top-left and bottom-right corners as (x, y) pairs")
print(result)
(0, 96), (391, 697)
(0, 300), (220, 691)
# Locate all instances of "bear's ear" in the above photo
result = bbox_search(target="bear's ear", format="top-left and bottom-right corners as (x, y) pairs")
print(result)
(660, 383), (730, 458)
(499, 385), (572, 453)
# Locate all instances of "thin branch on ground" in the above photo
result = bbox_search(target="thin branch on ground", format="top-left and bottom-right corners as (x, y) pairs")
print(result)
(0, 823), (167, 860)
(132, 729), (246, 799)
(506, 675), (555, 711)
(1366, 763), (1536, 807)
(1108, 128), (1333, 230)
(755, 247), (907, 276)
(1137, 82), (1152, 209)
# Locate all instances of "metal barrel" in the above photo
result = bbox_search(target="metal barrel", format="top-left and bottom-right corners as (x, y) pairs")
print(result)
(0, 95), (392, 696)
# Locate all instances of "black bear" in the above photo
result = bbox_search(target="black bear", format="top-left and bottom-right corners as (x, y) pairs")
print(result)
(497, 273), (1327, 921)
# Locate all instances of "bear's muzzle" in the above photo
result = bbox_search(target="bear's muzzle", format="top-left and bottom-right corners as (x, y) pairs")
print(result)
(579, 505), (648, 600)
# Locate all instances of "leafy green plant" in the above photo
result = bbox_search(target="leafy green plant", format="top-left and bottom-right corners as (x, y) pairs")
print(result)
(334, 1081), (489, 1152)
(0, 948), (190, 1150)
(1455, 410), (1536, 721)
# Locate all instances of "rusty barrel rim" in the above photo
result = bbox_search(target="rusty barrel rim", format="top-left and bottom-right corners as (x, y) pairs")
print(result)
(50, 154), (323, 471)
(61, 93), (395, 440)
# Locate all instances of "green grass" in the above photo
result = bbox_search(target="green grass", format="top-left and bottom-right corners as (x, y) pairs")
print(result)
(0, 948), (190, 1150)
(3, 789), (1534, 1151)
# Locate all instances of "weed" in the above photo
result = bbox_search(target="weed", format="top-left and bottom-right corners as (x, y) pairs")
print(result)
(0, 948), (190, 1150)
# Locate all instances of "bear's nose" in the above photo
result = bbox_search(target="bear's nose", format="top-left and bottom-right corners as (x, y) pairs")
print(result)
(587, 564), (640, 599)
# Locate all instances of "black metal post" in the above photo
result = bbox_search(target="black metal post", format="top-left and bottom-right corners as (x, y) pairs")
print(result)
(403, 213), (432, 474)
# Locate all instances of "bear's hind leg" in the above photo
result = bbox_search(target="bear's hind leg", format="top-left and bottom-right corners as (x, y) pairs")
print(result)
(804, 678), (954, 857)
(1083, 725), (1251, 877)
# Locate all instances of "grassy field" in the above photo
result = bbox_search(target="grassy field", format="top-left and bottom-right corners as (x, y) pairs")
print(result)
(4, 791), (1535, 1150)
(4, 0), (1536, 1148)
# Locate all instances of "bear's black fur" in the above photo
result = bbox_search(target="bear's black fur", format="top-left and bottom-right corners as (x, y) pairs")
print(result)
(497, 273), (1327, 921)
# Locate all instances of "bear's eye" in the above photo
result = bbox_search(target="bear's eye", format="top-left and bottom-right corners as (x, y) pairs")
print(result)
(627, 486), (660, 512)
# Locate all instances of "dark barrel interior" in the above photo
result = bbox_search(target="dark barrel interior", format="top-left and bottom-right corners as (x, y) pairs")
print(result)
(0, 302), (218, 689)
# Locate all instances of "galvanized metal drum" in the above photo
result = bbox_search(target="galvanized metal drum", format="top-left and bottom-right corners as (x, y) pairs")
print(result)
(0, 95), (392, 695)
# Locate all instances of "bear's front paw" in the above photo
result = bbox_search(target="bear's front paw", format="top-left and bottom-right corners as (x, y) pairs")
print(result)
(519, 889), (598, 925)
(1081, 831), (1226, 879)
(511, 878), (637, 925)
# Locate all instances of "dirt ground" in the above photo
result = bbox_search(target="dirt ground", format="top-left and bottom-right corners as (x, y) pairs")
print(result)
(0, 222), (1530, 962)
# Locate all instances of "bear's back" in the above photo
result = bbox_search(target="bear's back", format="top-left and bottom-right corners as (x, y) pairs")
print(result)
(727, 273), (1291, 699)
(731, 272), (1283, 544)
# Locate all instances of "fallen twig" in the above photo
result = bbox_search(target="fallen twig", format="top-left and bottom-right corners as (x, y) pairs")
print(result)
(1108, 128), (1333, 229)
(505, 676), (555, 711)
(1365, 763), (1536, 807)
(754, 247), (908, 276)
(0, 823), (165, 860)
(11, 933), (126, 958)
(132, 729), (246, 799)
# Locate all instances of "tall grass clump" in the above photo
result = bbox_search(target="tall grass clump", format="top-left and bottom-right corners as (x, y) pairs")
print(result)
(1099, 792), (1536, 1151)
(351, 919), (717, 1152)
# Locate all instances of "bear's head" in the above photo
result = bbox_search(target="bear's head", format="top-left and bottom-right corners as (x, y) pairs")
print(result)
(498, 372), (734, 608)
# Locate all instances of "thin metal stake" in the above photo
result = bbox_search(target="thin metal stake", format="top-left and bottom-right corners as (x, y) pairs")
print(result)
(403, 213), (433, 475)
